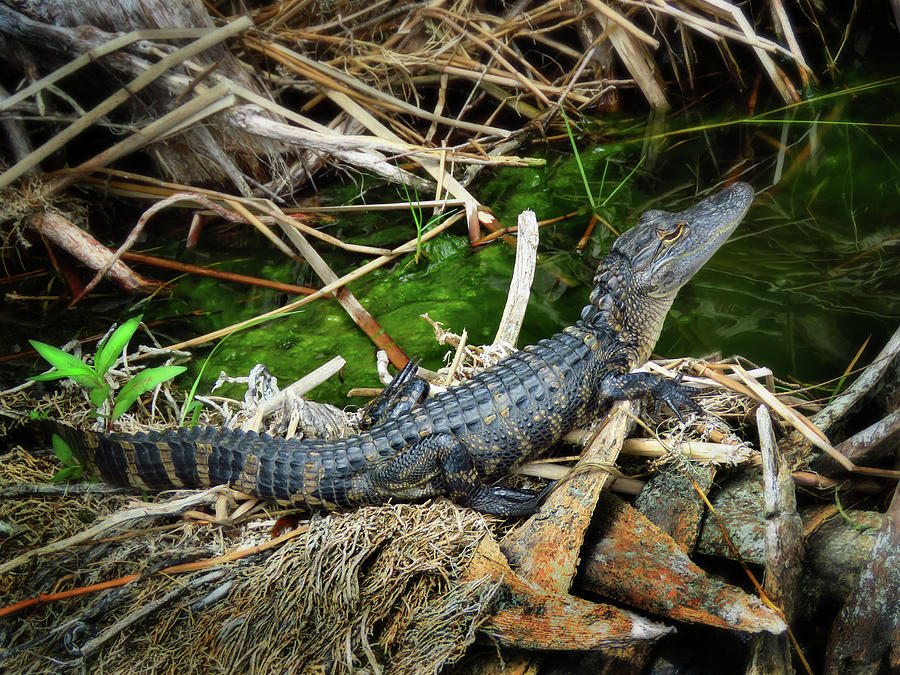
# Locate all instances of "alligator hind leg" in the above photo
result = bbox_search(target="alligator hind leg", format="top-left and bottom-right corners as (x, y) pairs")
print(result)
(369, 432), (547, 516)
(359, 359), (429, 429)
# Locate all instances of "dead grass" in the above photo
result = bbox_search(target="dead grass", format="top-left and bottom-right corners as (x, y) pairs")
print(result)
(0, 496), (499, 674)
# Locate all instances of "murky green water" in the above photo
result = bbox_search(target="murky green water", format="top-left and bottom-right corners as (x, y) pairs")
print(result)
(170, 77), (899, 406)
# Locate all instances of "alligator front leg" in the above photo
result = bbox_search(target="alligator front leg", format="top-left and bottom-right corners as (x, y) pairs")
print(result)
(368, 432), (548, 516)
(359, 359), (429, 429)
(599, 371), (702, 421)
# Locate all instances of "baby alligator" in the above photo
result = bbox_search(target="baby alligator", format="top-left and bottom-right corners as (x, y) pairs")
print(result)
(56, 183), (753, 515)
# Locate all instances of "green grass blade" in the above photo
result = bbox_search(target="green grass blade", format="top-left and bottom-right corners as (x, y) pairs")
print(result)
(89, 382), (111, 408)
(560, 110), (596, 211)
(51, 465), (84, 483)
(598, 155), (645, 209)
(50, 434), (84, 482)
(31, 369), (95, 384)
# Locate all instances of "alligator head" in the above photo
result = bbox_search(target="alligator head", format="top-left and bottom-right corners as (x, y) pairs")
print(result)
(584, 182), (754, 362)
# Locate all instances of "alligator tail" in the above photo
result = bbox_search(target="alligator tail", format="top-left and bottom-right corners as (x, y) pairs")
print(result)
(51, 424), (253, 492)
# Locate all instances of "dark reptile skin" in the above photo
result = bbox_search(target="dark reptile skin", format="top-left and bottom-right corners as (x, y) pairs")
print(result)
(56, 183), (754, 515)
(58, 325), (603, 510)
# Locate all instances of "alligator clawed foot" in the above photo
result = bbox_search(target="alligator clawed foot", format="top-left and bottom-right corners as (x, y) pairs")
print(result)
(655, 374), (704, 423)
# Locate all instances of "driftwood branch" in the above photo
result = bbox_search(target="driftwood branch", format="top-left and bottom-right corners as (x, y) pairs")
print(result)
(27, 211), (153, 291)
(746, 405), (805, 674)
(824, 483), (900, 674)
(501, 401), (636, 587)
(813, 325), (900, 432)
(577, 492), (786, 634)
(461, 533), (673, 650)
(493, 209), (539, 348)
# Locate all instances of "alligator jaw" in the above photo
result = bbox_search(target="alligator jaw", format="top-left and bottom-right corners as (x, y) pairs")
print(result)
(613, 181), (753, 297)
(585, 182), (754, 363)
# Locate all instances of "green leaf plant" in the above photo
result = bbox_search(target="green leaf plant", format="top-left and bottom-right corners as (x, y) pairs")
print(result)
(29, 315), (186, 424)
(50, 433), (83, 483)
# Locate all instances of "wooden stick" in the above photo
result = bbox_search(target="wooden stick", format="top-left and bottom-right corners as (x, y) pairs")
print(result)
(28, 211), (152, 291)
(493, 210), (538, 347)
(814, 408), (900, 474)
(746, 405), (809, 674)
(120, 251), (317, 295)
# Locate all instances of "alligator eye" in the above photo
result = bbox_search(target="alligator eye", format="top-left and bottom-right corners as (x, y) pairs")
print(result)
(657, 221), (687, 244)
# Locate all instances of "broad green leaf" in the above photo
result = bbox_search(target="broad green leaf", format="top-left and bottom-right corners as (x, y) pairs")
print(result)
(88, 382), (111, 408)
(29, 340), (101, 388)
(51, 465), (83, 483)
(94, 315), (143, 377)
(111, 365), (186, 420)
(51, 433), (79, 467)
(31, 368), (100, 387)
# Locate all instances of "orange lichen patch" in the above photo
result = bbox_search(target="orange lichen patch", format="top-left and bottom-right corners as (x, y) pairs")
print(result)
(500, 402), (634, 590)
(461, 534), (672, 650)
(576, 493), (786, 634)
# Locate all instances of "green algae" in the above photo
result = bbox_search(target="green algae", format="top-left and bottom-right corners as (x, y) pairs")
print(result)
(173, 232), (587, 407)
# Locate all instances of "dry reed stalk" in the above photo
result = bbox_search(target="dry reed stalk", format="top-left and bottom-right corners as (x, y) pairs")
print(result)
(323, 89), (491, 239)
(0, 27), (213, 114)
(594, 9), (670, 110)
(421, 7), (554, 107)
(231, 198), (412, 369)
(230, 105), (539, 166)
(76, 171), (396, 255)
(731, 363), (855, 472)
(246, 38), (513, 138)
(0, 18), (252, 191)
